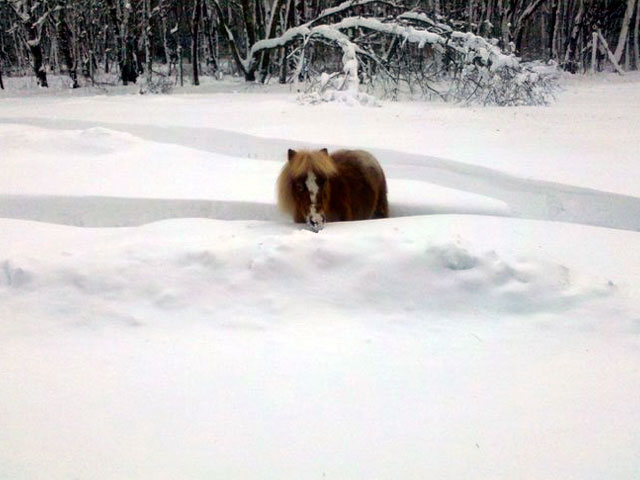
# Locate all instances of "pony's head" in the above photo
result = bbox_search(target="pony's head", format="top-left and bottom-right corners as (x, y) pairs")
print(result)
(277, 148), (338, 232)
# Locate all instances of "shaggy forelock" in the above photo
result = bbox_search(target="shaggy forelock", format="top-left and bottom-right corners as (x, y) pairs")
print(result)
(288, 150), (338, 178)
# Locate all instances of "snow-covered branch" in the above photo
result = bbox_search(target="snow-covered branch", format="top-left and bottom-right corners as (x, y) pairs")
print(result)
(244, 11), (546, 105)
(397, 11), (452, 33)
(4, 0), (29, 22)
(211, 0), (250, 76)
(306, 0), (401, 27)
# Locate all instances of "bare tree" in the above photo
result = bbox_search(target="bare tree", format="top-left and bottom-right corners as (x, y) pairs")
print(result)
(0, 0), (638, 90)
(563, 0), (584, 72)
(143, 0), (152, 86)
(613, 0), (638, 64)
(513, 0), (548, 52)
(191, 0), (201, 85)
(201, 0), (218, 75)
(54, 0), (78, 87)
(5, 0), (49, 86)
(105, 0), (138, 84)
(635, 0), (640, 69)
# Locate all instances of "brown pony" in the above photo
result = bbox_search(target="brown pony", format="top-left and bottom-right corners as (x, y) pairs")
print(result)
(277, 148), (389, 232)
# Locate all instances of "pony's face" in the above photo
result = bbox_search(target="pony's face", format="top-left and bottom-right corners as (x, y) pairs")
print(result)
(288, 149), (333, 232)
(292, 170), (330, 232)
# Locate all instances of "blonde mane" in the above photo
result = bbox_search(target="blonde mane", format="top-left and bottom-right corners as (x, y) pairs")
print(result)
(277, 150), (337, 216)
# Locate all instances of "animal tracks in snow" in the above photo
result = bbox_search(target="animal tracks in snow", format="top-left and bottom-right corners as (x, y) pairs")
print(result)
(1, 118), (640, 232)
(0, 194), (280, 227)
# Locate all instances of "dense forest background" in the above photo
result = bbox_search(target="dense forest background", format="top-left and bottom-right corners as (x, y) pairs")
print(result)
(0, 0), (638, 98)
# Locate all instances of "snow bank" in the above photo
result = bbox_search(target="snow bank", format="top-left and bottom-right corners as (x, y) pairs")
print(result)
(1, 78), (639, 480)
(1, 215), (635, 336)
(1, 215), (639, 479)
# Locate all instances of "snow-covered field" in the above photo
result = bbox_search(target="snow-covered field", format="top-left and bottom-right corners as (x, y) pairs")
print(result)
(1, 74), (640, 479)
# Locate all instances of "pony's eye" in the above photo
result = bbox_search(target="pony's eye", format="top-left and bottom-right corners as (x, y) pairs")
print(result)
(296, 182), (305, 192)
(317, 177), (326, 187)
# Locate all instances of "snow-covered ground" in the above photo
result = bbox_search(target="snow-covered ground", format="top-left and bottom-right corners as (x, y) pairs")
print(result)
(1, 74), (640, 479)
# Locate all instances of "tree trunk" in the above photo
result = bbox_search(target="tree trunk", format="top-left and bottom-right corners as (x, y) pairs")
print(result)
(211, 0), (250, 79)
(279, 0), (296, 83)
(625, 31), (631, 70)
(481, 0), (492, 36)
(296, 0), (306, 24)
(0, 14), (7, 87)
(160, 6), (172, 74)
(8, 0), (49, 86)
(104, 25), (110, 73)
(106, 0), (125, 83)
(552, 0), (565, 63)
(591, 31), (598, 74)
(259, 0), (287, 83)
(497, 0), (514, 52)
(144, 0), (152, 86)
(106, 0), (137, 85)
(635, 0), (640, 69)
(614, 0), (637, 64)
(255, 0), (266, 42)
(514, 0), (547, 53)
(124, 1), (139, 83)
(598, 30), (625, 74)
(192, 0), (202, 85)
(56, 0), (78, 88)
(48, 26), (59, 73)
(547, 0), (558, 60)
(239, 0), (258, 81)
(178, 45), (184, 86)
(11, 26), (24, 72)
(563, 0), (584, 72)
(240, 0), (258, 48)
(26, 12), (48, 87)
(202, 0), (218, 74)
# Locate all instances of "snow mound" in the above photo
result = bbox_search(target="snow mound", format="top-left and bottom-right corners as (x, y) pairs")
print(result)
(0, 217), (618, 335)
(297, 88), (381, 107)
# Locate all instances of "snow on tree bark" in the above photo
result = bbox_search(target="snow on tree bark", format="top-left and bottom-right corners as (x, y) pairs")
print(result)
(5, 0), (49, 87)
(613, 0), (638, 65)
(0, 0), (636, 93)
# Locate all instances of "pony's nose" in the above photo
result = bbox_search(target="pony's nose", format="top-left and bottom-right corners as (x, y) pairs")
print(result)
(308, 217), (325, 232)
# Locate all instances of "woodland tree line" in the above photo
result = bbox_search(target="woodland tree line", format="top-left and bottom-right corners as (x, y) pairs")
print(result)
(0, 0), (638, 103)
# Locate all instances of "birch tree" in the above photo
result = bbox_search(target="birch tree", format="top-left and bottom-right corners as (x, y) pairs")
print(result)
(563, 0), (584, 72)
(1, 0), (639, 90)
(613, 0), (638, 64)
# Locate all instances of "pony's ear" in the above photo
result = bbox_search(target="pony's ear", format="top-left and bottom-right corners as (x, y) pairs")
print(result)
(320, 148), (329, 156)
(287, 149), (297, 163)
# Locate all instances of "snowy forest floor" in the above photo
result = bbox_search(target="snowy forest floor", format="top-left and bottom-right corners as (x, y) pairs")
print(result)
(1, 73), (639, 479)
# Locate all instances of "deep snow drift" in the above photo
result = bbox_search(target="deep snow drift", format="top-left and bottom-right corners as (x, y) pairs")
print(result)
(1, 74), (640, 480)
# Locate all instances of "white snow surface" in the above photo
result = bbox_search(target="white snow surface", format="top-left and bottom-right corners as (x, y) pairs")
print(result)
(1, 74), (640, 479)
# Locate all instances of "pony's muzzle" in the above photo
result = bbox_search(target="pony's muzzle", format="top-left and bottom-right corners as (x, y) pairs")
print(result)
(307, 215), (325, 233)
